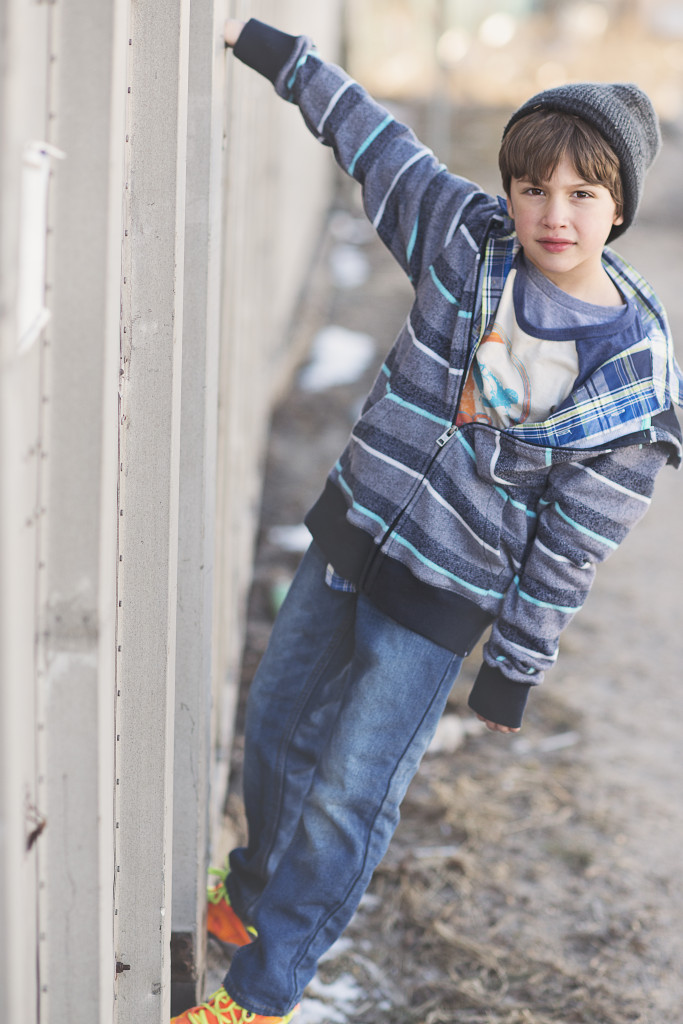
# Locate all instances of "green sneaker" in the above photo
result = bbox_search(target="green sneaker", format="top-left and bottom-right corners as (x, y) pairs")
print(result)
(170, 986), (299, 1024)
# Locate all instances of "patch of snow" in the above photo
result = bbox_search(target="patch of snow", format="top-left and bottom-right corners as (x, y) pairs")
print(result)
(318, 936), (354, 963)
(428, 713), (484, 754)
(329, 244), (371, 289)
(300, 973), (365, 1024)
(299, 326), (376, 393)
(329, 210), (374, 245)
(513, 730), (581, 756)
(267, 524), (311, 553)
(357, 892), (381, 912)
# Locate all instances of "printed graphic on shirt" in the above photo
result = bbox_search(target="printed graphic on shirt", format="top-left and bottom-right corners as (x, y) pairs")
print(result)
(457, 269), (579, 429)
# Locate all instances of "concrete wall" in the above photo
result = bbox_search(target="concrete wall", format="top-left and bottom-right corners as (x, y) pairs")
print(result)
(0, 2), (341, 1021)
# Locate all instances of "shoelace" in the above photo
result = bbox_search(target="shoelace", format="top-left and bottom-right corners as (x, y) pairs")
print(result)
(206, 864), (258, 940)
(183, 989), (299, 1024)
(207, 864), (229, 906)
(185, 989), (256, 1024)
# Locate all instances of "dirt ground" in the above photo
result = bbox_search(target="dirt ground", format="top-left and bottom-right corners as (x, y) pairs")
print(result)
(210, 105), (683, 1024)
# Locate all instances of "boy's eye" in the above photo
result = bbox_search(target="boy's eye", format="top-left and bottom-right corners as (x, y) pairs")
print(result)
(573, 190), (592, 199)
(523, 186), (544, 196)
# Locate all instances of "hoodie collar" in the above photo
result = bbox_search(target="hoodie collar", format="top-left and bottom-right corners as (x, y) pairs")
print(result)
(478, 234), (683, 453)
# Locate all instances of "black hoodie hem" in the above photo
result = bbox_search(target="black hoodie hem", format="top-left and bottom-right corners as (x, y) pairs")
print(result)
(305, 479), (495, 657)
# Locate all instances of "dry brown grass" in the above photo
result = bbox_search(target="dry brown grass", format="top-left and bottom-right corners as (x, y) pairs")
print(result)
(312, 695), (653, 1024)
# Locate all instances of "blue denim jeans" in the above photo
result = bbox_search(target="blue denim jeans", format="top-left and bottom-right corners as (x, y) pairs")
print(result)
(224, 542), (463, 1016)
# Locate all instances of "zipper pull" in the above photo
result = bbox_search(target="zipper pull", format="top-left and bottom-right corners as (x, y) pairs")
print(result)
(436, 425), (457, 448)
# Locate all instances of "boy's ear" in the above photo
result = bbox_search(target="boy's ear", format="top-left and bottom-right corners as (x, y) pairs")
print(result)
(505, 194), (514, 219)
(613, 209), (624, 226)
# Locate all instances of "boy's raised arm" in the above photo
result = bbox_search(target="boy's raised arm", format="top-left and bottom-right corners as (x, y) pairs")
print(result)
(223, 18), (494, 283)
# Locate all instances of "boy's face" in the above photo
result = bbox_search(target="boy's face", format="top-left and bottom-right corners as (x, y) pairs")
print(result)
(505, 155), (624, 297)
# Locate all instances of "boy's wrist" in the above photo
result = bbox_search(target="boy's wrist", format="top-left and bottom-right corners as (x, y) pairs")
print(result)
(467, 662), (532, 730)
(229, 18), (303, 85)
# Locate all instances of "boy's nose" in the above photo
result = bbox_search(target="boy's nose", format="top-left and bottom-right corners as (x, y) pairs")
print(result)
(541, 198), (568, 228)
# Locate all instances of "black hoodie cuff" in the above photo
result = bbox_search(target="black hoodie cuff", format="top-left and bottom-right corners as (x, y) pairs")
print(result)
(467, 662), (533, 730)
(233, 18), (300, 84)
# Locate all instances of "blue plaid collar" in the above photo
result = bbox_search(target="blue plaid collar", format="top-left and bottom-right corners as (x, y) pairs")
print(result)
(477, 235), (682, 451)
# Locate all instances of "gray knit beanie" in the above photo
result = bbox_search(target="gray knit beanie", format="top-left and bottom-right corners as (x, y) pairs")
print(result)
(502, 83), (661, 240)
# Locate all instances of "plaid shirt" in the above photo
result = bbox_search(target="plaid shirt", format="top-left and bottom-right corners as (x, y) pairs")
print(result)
(325, 563), (357, 593)
(476, 229), (682, 451)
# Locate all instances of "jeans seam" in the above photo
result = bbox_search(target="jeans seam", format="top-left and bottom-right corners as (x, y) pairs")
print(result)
(223, 973), (301, 1020)
(289, 650), (460, 994)
(242, 606), (355, 919)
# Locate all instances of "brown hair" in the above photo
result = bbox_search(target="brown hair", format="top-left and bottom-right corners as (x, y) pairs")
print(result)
(499, 109), (623, 217)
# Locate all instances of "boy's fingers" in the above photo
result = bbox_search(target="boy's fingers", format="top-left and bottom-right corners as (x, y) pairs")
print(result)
(475, 714), (520, 734)
(224, 19), (245, 48)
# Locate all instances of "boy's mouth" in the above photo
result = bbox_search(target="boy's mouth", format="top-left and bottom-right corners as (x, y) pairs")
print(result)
(537, 238), (574, 253)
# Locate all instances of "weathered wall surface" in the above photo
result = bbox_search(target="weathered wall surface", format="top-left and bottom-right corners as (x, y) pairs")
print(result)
(0, 2), (341, 1021)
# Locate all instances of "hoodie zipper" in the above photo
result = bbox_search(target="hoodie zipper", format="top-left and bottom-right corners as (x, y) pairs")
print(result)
(358, 229), (494, 590)
(434, 231), (491, 450)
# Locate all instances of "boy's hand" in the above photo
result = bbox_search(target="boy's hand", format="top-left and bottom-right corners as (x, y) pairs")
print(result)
(224, 19), (245, 48)
(475, 714), (520, 734)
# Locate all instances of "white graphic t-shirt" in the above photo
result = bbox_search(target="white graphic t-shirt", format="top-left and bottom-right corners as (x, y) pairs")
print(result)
(457, 256), (633, 429)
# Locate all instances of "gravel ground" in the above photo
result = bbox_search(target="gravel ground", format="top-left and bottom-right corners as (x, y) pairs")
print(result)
(209, 104), (683, 1024)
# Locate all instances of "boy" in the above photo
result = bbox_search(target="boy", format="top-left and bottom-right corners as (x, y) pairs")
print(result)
(174, 17), (683, 1024)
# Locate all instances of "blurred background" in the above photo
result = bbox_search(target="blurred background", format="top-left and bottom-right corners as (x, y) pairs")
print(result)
(348, 0), (683, 113)
(345, 0), (683, 196)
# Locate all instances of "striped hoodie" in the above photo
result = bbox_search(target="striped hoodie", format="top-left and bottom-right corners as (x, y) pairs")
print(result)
(234, 20), (683, 728)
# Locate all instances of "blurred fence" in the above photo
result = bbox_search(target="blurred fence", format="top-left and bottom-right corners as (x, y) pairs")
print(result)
(0, 1), (340, 1021)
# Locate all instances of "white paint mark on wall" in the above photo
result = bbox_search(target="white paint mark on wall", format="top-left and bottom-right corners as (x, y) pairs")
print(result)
(18, 142), (65, 354)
